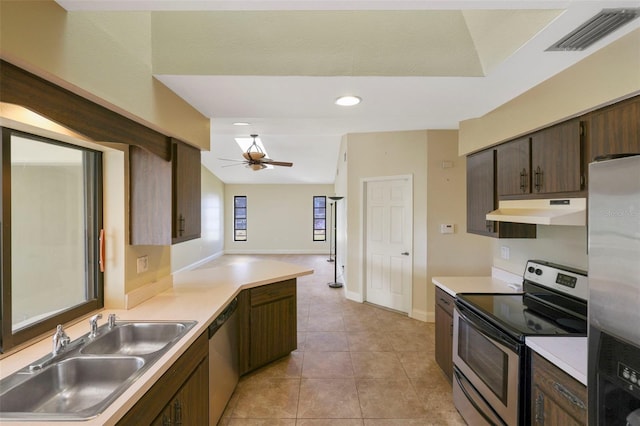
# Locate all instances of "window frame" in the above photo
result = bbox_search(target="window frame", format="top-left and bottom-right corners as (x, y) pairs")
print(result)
(313, 195), (327, 241)
(234, 195), (247, 241)
(0, 127), (104, 352)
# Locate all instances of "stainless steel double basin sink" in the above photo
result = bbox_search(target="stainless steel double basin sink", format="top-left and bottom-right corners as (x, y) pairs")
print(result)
(0, 320), (196, 421)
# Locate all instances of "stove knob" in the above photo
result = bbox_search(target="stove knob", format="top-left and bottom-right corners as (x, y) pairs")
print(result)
(528, 266), (535, 273)
(535, 268), (543, 276)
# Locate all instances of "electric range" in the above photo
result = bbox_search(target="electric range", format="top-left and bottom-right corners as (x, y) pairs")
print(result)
(452, 260), (588, 426)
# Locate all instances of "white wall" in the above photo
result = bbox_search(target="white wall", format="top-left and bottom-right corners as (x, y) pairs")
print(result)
(224, 184), (333, 254)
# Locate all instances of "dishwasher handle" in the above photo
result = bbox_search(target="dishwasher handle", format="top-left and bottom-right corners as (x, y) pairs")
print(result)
(208, 297), (238, 338)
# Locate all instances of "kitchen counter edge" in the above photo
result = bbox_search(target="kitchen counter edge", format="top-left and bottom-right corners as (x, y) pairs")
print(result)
(0, 259), (313, 426)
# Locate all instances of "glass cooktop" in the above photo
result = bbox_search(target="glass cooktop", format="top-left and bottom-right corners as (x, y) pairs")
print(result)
(457, 293), (587, 339)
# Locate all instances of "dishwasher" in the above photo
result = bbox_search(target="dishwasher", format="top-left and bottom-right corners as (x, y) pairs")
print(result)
(208, 297), (239, 425)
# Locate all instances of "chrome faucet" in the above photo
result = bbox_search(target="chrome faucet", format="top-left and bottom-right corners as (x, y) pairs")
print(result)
(88, 313), (103, 338)
(52, 325), (70, 356)
(108, 313), (117, 329)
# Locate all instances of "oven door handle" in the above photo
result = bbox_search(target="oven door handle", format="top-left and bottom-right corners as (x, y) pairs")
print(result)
(454, 367), (506, 426)
(456, 303), (521, 354)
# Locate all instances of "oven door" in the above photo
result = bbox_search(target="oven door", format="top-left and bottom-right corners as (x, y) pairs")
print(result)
(453, 305), (521, 426)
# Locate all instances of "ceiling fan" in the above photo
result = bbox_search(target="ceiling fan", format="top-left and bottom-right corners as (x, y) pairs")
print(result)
(221, 134), (293, 171)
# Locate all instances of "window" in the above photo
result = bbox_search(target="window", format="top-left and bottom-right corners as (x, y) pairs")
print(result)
(234, 196), (247, 241)
(313, 196), (327, 241)
(1, 128), (104, 352)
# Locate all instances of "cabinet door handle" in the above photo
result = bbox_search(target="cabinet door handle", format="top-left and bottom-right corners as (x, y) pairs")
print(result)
(552, 382), (586, 410)
(439, 297), (450, 306)
(178, 214), (185, 236)
(519, 168), (528, 192)
(535, 392), (545, 425)
(173, 400), (182, 425)
(162, 413), (172, 426)
(534, 166), (543, 192)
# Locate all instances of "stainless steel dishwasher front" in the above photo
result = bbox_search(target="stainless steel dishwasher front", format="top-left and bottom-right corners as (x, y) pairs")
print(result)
(208, 297), (239, 425)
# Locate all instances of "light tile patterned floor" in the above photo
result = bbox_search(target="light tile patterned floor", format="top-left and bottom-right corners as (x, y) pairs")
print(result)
(204, 254), (465, 426)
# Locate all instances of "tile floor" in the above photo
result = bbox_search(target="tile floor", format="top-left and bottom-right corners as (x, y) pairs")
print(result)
(205, 254), (465, 425)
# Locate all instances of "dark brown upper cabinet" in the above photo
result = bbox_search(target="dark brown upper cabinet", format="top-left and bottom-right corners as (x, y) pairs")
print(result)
(130, 145), (172, 245)
(497, 119), (585, 199)
(171, 139), (201, 244)
(587, 96), (640, 162)
(130, 139), (201, 245)
(530, 119), (584, 195)
(467, 149), (536, 238)
(497, 136), (531, 197)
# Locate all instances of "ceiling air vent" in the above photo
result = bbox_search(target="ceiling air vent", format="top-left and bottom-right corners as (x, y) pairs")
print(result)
(547, 8), (640, 51)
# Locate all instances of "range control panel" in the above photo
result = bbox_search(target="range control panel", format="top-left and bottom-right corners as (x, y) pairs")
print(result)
(523, 260), (588, 301)
(619, 362), (640, 391)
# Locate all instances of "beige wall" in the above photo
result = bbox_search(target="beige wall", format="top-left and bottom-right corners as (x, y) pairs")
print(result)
(335, 130), (492, 321)
(224, 184), (333, 254)
(459, 28), (640, 155)
(336, 131), (427, 318)
(492, 226), (588, 275)
(0, 0), (209, 149)
(171, 167), (226, 272)
(425, 130), (493, 319)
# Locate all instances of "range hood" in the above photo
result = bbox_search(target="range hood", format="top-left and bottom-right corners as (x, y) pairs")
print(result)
(486, 198), (586, 226)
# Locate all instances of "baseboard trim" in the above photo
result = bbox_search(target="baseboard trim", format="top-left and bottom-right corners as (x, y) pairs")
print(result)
(223, 249), (328, 255)
(344, 288), (363, 303)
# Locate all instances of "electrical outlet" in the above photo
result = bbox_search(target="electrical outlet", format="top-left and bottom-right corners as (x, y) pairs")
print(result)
(137, 255), (149, 273)
(500, 246), (510, 260)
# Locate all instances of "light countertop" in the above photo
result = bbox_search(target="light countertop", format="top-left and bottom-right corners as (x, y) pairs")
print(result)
(432, 274), (522, 297)
(526, 336), (588, 386)
(0, 259), (313, 426)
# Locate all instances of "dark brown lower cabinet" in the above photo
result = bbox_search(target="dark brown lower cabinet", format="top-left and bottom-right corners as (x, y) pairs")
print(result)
(117, 333), (209, 425)
(531, 351), (587, 426)
(238, 279), (297, 375)
(434, 286), (454, 381)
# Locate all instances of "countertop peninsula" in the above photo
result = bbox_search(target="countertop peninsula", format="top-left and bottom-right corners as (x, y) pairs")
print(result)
(0, 259), (313, 426)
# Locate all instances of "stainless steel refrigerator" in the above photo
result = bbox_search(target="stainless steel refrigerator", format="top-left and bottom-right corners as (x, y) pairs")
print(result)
(588, 154), (640, 425)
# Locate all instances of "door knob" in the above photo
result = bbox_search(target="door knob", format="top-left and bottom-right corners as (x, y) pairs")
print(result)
(401, 252), (410, 256)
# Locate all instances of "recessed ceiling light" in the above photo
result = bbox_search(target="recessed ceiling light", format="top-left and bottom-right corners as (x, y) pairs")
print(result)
(335, 96), (361, 106)
(233, 122), (251, 126)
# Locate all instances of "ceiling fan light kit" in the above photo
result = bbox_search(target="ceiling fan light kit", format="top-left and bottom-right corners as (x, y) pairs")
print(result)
(221, 134), (293, 171)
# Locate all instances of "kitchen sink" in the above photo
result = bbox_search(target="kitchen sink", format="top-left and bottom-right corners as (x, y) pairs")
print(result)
(82, 322), (193, 356)
(0, 356), (144, 419)
(0, 320), (196, 420)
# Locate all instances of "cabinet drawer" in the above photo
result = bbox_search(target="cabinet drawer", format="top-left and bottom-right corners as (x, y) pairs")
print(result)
(435, 286), (455, 316)
(250, 279), (296, 307)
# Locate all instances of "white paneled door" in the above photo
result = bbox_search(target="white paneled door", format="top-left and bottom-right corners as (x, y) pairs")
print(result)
(365, 176), (413, 313)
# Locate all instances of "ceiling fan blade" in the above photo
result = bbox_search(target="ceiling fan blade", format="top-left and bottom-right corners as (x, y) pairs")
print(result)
(265, 160), (293, 167)
(219, 157), (246, 163)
